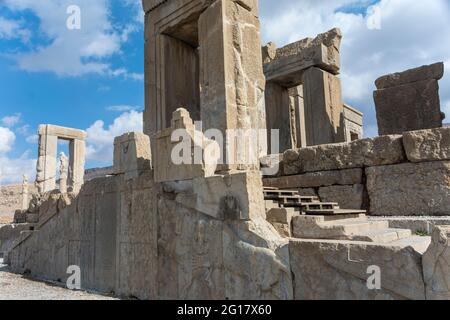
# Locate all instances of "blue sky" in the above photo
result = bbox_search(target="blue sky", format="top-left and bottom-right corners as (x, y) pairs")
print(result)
(1, 0), (450, 184)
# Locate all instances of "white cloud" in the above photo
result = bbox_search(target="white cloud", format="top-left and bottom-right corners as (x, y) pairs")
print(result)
(0, 16), (30, 42)
(1, 113), (21, 127)
(86, 110), (143, 163)
(260, 0), (450, 136)
(2, 0), (142, 77)
(0, 151), (36, 185)
(106, 105), (142, 112)
(0, 127), (16, 153)
(0, 126), (36, 185)
(26, 134), (39, 144)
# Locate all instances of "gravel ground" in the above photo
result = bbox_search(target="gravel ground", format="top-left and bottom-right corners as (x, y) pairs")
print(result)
(0, 258), (117, 300)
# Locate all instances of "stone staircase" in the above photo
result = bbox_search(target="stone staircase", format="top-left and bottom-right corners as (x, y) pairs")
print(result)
(263, 187), (431, 249)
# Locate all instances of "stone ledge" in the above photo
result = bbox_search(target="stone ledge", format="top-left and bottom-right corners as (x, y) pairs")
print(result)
(281, 135), (405, 175)
(403, 127), (450, 162)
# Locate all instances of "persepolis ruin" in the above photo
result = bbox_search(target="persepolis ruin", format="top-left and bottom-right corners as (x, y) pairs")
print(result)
(1, 0), (450, 300)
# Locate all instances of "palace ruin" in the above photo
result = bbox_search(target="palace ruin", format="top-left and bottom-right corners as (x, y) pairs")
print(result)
(1, 0), (450, 300)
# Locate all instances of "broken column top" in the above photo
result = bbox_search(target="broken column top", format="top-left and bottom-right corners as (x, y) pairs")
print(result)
(263, 28), (342, 87)
(143, 0), (258, 14)
(274, 28), (342, 60)
(38, 124), (87, 140)
(375, 62), (444, 90)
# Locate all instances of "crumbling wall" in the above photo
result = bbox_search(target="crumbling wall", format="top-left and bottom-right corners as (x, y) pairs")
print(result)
(264, 127), (450, 216)
(0, 184), (37, 221)
(7, 170), (293, 300)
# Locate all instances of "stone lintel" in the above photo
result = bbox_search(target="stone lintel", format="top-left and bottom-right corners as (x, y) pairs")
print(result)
(38, 124), (87, 141)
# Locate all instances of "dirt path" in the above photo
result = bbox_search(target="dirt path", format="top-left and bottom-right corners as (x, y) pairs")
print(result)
(0, 258), (117, 300)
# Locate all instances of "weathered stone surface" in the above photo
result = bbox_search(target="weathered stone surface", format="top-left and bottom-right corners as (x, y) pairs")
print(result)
(366, 161), (450, 216)
(319, 184), (367, 210)
(374, 79), (444, 135)
(264, 28), (342, 87)
(375, 62), (444, 90)
(343, 104), (363, 141)
(282, 135), (406, 175)
(0, 183), (37, 218)
(184, 171), (266, 221)
(114, 132), (152, 180)
(265, 82), (293, 153)
(36, 124), (87, 194)
(423, 226), (450, 300)
(403, 127), (450, 162)
(264, 168), (363, 189)
(303, 67), (345, 146)
(289, 239), (426, 300)
(153, 109), (218, 182)
(369, 216), (450, 235)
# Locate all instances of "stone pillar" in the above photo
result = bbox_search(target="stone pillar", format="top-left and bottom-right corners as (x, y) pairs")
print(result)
(303, 67), (345, 146)
(69, 139), (86, 193)
(265, 82), (292, 153)
(21, 175), (29, 210)
(36, 126), (58, 193)
(198, 0), (266, 171)
(114, 132), (152, 180)
(289, 86), (307, 148)
(59, 152), (68, 194)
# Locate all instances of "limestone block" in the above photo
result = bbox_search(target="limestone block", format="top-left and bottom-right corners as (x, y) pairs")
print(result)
(153, 109), (217, 183)
(260, 153), (283, 177)
(403, 127), (450, 162)
(423, 226), (450, 300)
(199, 0), (266, 171)
(265, 82), (292, 153)
(319, 184), (367, 210)
(303, 67), (345, 146)
(113, 132), (152, 180)
(374, 79), (444, 135)
(282, 135), (406, 175)
(192, 171), (266, 221)
(264, 28), (342, 87)
(366, 161), (450, 216)
(289, 239), (426, 300)
(222, 218), (293, 300)
(36, 133), (58, 193)
(375, 62), (444, 90)
(264, 168), (363, 189)
(69, 139), (86, 193)
(38, 124), (87, 141)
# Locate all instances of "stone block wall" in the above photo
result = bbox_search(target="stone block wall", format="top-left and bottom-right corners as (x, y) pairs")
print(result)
(7, 170), (293, 300)
(264, 127), (450, 216)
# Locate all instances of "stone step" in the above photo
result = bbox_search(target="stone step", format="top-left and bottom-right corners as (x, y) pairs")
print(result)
(389, 235), (432, 254)
(352, 228), (412, 243)
(265, 200), (280, 210)
(303, 209), (366, 216)
(266, 207), (299, 224)
(293, 216), (390, 241)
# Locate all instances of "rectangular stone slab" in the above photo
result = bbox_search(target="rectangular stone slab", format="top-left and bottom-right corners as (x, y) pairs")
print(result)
(403, 127), (450, 162)
(374, 79), (443, 135)
(366, 161), (450, 216)
(375, 62), (444, 90)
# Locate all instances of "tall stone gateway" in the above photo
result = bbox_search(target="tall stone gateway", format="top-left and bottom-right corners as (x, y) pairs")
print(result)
(36, 125), (86, 194)
(263, 28), (346, 150)
(143, 0), (267, 172)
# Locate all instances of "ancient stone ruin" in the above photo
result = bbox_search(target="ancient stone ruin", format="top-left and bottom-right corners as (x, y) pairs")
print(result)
(1, 0), (450, 300)
(36, 125), (86, 194)
(374, 62), (446, 135)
